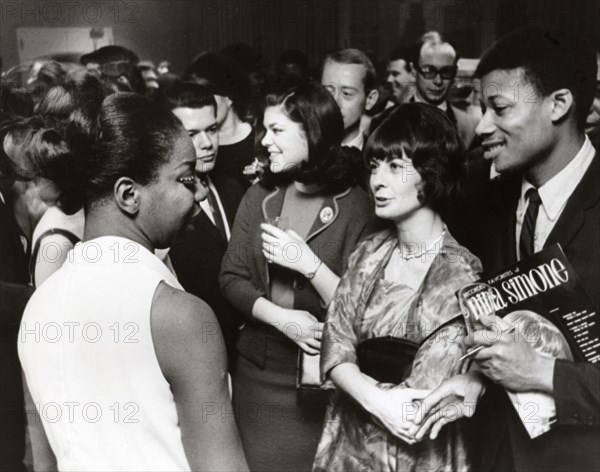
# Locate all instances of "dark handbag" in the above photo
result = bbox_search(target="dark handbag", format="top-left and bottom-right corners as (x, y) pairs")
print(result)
(356, 336), (419, 384)
(296, 351), (328, 417)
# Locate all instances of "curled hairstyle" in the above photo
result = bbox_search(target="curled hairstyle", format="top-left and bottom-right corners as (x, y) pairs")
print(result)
(67, 92), (186, 209)
(257, 82), (362, 193)
(364, 102), (465, 211)
(21, 115), (84, 215)
(476, 26), (597, 130)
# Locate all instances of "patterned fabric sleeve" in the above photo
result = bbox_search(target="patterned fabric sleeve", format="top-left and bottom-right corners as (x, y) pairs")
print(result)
(320, 239), (371, 386)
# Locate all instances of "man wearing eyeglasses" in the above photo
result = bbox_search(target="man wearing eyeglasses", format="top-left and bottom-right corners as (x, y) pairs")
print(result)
(411, 31), (479, 149)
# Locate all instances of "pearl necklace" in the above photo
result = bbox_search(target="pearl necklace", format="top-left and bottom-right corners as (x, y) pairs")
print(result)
(397, 230), (446, 262)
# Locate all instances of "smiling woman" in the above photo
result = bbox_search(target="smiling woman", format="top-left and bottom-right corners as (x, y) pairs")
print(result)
(220, 82), (373, 472)
(18, 92), (248, 471)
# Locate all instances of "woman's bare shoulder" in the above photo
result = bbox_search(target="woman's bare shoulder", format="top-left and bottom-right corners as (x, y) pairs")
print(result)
(152, 282), (218, 328)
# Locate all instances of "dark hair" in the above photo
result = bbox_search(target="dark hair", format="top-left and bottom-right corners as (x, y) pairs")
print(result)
(476, 26), (597, 130)
(323, 48), (377, 93)
(278, 50), (309, 74)
(80, 45), (139, 66)
(68, 92), (186, 209)
(364, 102), (465, 211)
(389, 46), (413, 72)
(0, 84), (34, 125)
(96, 61), (146, 95)
(183, 52), (250, 118)
(257, 82), (362, 193)
(161, 81), (217, 112)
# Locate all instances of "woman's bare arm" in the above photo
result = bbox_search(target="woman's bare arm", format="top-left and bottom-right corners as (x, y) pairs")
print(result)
(151, 282), (249, 472)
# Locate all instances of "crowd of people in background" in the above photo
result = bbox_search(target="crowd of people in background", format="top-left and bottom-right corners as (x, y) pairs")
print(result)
(1, 24), (599, 472)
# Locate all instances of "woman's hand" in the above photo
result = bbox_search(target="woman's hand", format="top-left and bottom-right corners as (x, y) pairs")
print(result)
(278, 308), (324, 355)
(366, 386), (431, 444)
(251, 298), (323, 355)
(260, 223), (321, 276)
(410, 371), (486, 441)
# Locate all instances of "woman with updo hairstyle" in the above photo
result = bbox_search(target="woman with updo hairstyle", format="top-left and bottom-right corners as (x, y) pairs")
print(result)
(219, 82), (373, 471)
(313, 103), (482, 472)
(19, 75), (110, 288)
(18, 92), (249, 471)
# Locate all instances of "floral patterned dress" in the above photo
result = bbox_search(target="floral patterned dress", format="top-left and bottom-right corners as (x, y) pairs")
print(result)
(313, 227), (482, 472)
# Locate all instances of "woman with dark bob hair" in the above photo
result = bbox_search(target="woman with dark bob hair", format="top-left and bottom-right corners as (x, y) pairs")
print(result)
(312, 103), (482, 472)
(18, 92), (249, 471)
(220, 82), (373, 471)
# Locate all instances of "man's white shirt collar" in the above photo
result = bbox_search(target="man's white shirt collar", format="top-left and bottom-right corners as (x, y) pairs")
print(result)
(520, 135), (596, 222)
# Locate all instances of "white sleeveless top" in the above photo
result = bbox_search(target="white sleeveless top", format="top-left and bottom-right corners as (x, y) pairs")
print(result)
(19, 236), (191, 471)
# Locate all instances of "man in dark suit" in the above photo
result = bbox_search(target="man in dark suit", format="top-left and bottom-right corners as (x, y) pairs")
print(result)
(412, 27), (599, 472)
(409, 31), (480, 150)
(164, 83), (246, 368)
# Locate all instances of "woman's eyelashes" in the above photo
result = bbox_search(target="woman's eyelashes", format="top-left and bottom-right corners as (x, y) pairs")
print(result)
(368, 159), (408, 173)
(178, 174), (197, 186)
(390, 160), (407, 172)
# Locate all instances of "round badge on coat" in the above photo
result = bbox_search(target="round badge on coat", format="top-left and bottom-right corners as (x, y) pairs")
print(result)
(320, 207), (334, 223)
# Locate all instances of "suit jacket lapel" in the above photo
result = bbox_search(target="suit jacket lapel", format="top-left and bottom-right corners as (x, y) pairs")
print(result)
(545, 153), (600, 249)
(211, 173), (242, 228)
(192, 209), (227, 247)
(305, 188), (351, 242)
(493, 176), (520, 267)
(261, 186), (285, 222)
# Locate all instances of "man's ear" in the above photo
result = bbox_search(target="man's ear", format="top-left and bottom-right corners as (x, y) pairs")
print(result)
(114, 177), (140, 215)
(549, 88), (574, 123)
(365, 88), (379, 112)
(223, 96), (233, 110)
(410, 62), (417, 80)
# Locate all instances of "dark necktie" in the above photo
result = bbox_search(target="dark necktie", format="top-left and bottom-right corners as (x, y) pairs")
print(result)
(206, 187), (227, 239)
(519, 188), (542, 259)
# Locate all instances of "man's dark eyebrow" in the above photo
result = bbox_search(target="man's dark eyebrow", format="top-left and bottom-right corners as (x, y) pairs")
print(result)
(340, 86), (358, 91)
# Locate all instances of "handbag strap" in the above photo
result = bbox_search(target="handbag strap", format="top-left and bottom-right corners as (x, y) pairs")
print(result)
(30, 228), (80, 288)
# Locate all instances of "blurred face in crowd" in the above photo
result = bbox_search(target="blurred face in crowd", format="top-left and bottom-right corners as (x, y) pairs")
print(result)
(585, 53), (600, 135)
(321, 59), (377, 134)
(387, 59), (414, 103)
(139, 133), (207, 248)
(261, 105), (308, 173)
(476, 68), (554, 176)
(412, 42), (457, 106)
(141, 68), (159, 90)
(369, 153), (423, 223)
(172, 105), (219, 173)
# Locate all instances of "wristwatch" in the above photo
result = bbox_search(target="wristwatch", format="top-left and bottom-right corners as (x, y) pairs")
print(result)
(304, 259), (323, 280)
